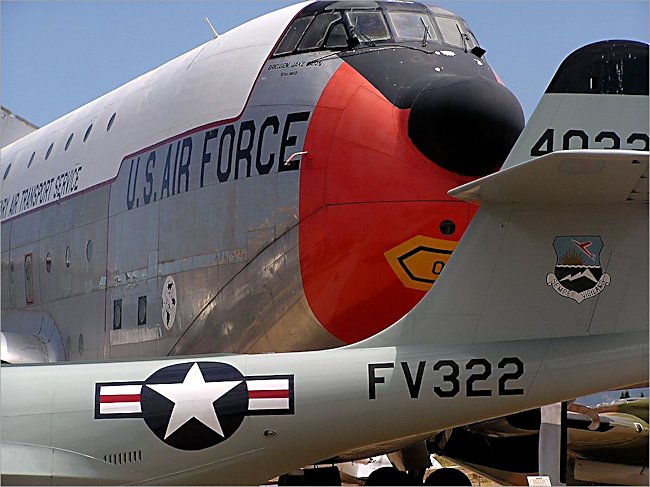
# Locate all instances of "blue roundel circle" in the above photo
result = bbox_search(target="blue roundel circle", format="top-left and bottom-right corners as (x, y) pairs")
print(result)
(141, 361), (249, 450)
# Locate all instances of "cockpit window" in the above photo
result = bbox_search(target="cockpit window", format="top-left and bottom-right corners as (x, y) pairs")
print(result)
(387, 11), (437, 41)
(435, 16), (476, 51)
(298, 12), (342, 51)
(324, 23), (349, 49)
(275, 16), (313, 55)
(463, 25), (480, 49)
(272, 3), (481, 57)
(346, 11), (391, 41)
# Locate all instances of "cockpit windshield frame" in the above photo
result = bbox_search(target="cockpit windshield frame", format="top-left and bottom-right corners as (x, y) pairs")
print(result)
(345, 10), (391, 42)
(297, 11), (345, 52)
(430, 14), (478, 51)
(385, 11), (437, 42)
(271, 1), (482, 58)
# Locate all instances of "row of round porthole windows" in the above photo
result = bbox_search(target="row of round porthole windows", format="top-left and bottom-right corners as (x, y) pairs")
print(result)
(2, 112), (117, 181)
(8, 239), (93, 287)
(44, 240), (94, 273)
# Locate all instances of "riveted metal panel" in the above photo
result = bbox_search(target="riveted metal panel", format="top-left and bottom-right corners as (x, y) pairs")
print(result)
(9, 211), (40, 249)
(1, 249), (10, 308)
(169, 225), (342, 355)
(107, 203), (158, 277)
(1, 220), (10, 252)
(37, 187), (109, 239)
(10, 243), (37, 307)
(107, 278), (163, 359)
(67, 220), (108, 297)
(36, 232), (71, 305)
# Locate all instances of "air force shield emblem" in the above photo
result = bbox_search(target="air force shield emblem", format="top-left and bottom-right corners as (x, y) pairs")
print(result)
(546, 236), (611, 303)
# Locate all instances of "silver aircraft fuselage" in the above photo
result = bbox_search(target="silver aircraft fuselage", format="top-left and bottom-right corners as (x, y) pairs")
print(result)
(0, 1), (524, 362)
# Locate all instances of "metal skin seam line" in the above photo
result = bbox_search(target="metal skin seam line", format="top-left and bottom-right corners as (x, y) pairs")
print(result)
(166, 220), (303, 355)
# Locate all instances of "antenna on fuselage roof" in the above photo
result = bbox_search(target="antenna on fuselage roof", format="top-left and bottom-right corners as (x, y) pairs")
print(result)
(204, 17), (219, 39)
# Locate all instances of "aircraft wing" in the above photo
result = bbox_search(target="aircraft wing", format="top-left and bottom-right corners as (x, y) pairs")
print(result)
(0, 106), (38, 148)
(430, 398), (649, 486)
(569, 398), (649, 461)
(449, 149), (648, 204)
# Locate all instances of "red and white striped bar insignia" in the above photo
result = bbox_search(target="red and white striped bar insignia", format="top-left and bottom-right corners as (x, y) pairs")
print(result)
(246, 375), (294, 415)
(95, 381), (144, 419)
(94, 374), (294, 419)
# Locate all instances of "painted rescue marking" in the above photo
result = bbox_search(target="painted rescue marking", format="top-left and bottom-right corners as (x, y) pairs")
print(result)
(546, 236), (611, 303)
(384, 236), (458, 291)
(95, 361), (294, 450)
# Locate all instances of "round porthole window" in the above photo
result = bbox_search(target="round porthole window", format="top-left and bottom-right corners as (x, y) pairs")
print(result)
(440, 220), (456, 236)
(46, 253), (52, 273)
(65, 247), (71, 267)
(86, 240), (93, 262)
(138, 296), (147, 326)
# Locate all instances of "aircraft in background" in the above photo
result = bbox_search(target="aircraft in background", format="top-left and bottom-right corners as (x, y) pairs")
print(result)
(1, 38), (648, 485)
(0, 0), (524, 364)
(0, 106), (38, 148)
(431, 396), (649, 485)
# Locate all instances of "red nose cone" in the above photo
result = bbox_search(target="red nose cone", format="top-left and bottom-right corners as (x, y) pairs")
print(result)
(299, 63), (479, 344)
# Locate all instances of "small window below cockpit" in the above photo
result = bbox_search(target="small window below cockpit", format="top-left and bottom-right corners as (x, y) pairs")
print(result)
(387, 11), (437, 42)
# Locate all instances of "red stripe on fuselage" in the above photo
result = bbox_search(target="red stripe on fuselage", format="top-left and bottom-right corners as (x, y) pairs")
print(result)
(248, 390), (289, 399)
(99, 394), (141, 403)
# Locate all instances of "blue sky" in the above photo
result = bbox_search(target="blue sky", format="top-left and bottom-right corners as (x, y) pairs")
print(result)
(2, 1), (648, 127)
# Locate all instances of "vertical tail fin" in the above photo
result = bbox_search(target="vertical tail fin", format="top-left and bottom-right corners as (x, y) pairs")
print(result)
(503, 40), (648, 170)
(356, 40), (648, 348)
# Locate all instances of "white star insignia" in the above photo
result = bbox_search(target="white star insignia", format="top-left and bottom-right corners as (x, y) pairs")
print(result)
(147, 363), (241, 439)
